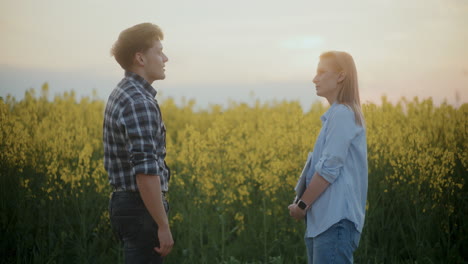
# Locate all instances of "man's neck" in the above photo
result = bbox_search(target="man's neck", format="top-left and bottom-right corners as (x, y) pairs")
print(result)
(128, 67), (153, 84)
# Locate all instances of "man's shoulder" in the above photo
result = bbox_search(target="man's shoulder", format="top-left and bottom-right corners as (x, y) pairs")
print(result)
(112, 79), (154, 105)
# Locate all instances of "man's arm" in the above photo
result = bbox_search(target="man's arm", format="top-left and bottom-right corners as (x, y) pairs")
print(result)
(122, 99), (173, 255)
(136, 174), (173, 256)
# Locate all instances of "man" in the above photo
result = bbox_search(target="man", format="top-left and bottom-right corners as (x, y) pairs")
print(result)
(103, 23), (173, 263)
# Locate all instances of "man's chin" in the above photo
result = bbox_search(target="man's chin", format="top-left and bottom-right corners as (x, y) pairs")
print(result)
(156, 75), (166, 81)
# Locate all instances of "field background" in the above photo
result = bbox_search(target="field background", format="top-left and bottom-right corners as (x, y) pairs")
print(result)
(1, 84), (467, 263)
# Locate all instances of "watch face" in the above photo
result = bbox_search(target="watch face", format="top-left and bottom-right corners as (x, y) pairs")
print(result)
(298, 200), (307, 210)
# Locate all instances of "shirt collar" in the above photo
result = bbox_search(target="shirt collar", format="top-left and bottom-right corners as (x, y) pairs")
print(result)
(320, 102), (339, 123)
(124, 71), (157, 98)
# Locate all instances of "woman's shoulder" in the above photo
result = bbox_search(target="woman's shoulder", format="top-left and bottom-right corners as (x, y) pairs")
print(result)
(330, 103), (354, 119)
(330, 103), (366, 132)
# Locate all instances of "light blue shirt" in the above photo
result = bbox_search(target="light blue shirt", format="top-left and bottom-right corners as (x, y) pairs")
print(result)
(305, 102), (368, 237)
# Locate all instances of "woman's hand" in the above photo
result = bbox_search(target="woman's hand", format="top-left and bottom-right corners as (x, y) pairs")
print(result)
(288, 203), (306, 221)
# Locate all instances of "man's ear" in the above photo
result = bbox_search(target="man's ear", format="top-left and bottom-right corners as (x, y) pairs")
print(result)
(337, 71), (346, 83)
(134, 52), (145, 66)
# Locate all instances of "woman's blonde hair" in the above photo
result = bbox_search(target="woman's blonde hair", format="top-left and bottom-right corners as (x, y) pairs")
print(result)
(320, 51), (365, 126)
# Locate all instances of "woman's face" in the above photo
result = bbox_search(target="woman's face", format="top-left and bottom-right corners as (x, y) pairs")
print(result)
(313, 58), (342, 103)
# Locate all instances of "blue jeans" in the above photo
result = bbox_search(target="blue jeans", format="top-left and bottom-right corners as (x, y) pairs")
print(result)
(109, 191), (169, 264)
(305, 219), (361, 264)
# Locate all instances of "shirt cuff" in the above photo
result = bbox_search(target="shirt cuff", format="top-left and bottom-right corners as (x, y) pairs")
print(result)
(314, 155), (343, 183)
(131, 154), (161, 176)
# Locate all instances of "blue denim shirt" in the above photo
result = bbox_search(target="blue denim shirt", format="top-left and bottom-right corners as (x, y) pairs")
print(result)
(305, 103), (368, 237)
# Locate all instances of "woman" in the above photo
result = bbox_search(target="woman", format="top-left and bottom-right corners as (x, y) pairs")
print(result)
(288, 51), (368, 263)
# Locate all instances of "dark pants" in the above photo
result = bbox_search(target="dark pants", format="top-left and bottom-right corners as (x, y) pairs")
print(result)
(109, 191), (169, 264)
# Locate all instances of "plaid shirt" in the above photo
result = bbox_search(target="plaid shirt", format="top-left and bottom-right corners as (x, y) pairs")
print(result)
(103, 71), (170, 192)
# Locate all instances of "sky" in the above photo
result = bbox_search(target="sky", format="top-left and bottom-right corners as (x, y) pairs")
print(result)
(1, 0), (467, 110)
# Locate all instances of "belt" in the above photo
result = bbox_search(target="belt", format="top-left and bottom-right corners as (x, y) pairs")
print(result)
(113, 186), (138, 192)
(113, 186), (167, 197)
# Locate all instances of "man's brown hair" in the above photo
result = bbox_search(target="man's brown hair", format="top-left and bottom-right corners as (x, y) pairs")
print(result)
(111, 23), (164, 70)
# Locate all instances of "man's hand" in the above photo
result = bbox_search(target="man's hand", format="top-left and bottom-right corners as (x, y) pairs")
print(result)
(154, 225), (174, 257)
(288, 203), (306, 221)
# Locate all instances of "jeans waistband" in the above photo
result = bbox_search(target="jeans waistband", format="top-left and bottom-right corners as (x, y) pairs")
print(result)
(111, 189), (169, 213)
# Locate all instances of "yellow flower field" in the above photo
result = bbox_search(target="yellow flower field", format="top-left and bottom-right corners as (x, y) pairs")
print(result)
(1, 85), (466, 263)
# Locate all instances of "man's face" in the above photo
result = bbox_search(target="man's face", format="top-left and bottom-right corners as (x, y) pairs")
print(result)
(141, 40), (168, 83)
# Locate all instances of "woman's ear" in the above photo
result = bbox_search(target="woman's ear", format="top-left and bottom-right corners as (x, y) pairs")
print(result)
(337, 71), (346, 83)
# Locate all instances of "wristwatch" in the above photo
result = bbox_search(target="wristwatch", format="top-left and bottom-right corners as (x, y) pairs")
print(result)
(297, 199), (307, 210)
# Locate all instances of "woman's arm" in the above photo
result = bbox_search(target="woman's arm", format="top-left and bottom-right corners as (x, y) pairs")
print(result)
(289, 172), (329, 220)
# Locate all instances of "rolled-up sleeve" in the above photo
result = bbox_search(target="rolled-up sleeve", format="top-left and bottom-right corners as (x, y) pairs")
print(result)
(121, 99), (163, 176)
(315, 106), (359, 183)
